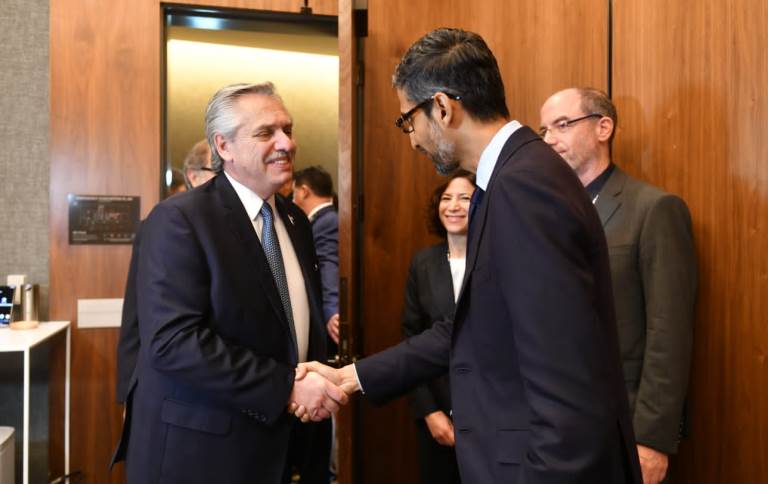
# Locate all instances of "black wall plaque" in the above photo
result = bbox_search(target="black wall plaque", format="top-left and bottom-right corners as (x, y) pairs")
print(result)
(68, 195), (140, 245)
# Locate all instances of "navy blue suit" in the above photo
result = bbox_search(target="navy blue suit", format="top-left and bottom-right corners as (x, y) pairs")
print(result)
(309, 205), (339, 322)
(356, 126), (643, 483)
(115, 174), (329, 484)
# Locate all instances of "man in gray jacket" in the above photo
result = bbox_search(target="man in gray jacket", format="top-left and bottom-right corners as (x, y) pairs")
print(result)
(539, 87), (697, 484)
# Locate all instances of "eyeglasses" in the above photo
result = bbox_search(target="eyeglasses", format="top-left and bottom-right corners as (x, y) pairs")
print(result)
(538, 113), (603, 138)
(394, 93), (462, 134)
(199, 167), (215, 172)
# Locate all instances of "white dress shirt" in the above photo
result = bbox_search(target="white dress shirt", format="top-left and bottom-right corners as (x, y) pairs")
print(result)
(448, 257), (466, 302)
(225, 172), (310, 362)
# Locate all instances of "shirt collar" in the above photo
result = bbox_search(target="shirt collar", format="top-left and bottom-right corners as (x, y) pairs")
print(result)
(307, 201), (334, 221)
(224, 171), (274, 221)
(474, 120), (522, 190)
(585, 162), (615, 200)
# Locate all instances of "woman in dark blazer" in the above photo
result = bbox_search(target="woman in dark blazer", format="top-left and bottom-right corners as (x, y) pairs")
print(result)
(401, 170), (475, 484)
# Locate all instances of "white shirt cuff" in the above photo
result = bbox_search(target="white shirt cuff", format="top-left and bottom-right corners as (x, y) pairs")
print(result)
(352, 363), (364, 394)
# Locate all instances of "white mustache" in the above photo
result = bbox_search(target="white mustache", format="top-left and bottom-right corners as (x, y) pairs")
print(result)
(265, 151), (292, 164)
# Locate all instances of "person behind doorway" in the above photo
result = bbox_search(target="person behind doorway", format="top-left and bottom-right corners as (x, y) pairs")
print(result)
(539, 87), (697, 484)
(401, 170), (475, 484)
(292, 165), (339, 346)
(182, 139), (216, 190)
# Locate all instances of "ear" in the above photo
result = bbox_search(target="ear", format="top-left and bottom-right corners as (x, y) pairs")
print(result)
(431, 91), (457, 128)
(213, 133), (234, 163)
(596, 117), (615, 143)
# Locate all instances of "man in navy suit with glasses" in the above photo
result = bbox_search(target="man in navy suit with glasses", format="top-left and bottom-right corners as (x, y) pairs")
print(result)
(296, 28), (643, 484)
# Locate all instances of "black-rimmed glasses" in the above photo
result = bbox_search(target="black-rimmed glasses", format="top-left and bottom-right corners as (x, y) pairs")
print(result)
(538, 113), (603, 138)
(395, 93), (462, 134)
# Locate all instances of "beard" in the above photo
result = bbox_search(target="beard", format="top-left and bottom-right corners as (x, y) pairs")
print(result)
(427, 122), (461, 176)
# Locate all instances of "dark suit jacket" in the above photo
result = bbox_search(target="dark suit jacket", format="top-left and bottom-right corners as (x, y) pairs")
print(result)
(310, 205), (339, 322)
(115, 174), (328, 484)
(116, 224), (141, 404)
(401, 243), (453, 419)
(356, 126), (643, 483)
(595, 166), (696, 454)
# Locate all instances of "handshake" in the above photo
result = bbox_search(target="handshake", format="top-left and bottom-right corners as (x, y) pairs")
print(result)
(287, 362), (360, 423)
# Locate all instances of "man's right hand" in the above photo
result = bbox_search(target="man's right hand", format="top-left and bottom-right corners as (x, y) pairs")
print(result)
(288, 371), (348, 423)
(424, 410), (455, 446)
(296, 361), (360, 395)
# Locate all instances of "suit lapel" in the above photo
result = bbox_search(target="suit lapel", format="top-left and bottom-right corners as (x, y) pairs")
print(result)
(214, 176), (292, 336)
(456, 126), (541, 306)
(594, 167), (627, 227)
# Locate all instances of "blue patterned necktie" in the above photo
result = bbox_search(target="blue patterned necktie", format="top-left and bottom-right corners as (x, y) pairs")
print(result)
(260, 202), (297, 349)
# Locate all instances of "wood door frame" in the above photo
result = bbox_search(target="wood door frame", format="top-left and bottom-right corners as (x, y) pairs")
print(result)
(335, 0), (361, 482)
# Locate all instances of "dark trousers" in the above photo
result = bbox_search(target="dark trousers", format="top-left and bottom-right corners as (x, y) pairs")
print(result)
(414, 420), (461, 484)
(283, 418), (333, 484)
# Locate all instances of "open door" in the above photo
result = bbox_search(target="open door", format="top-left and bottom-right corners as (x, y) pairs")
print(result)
(335, 0), (361, 482)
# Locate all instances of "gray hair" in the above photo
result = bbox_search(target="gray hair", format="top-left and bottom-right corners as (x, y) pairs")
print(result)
(576, 87), (618, 144)
(204, 82), (281, 171)
(181, 139), (211, 188)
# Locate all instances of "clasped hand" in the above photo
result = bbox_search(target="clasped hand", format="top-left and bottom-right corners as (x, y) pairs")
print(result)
(287, 362), (359, 423)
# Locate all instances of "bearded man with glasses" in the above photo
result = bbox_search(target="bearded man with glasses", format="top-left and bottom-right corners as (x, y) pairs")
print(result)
(296, 29), (643, 484)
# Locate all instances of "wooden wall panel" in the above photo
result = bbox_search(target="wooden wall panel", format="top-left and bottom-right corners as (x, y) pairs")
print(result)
(50, 0), (162, 481)
(49, 0), (337, 482)
(612, 1), (768, 482)
(360, 1), (608, 482)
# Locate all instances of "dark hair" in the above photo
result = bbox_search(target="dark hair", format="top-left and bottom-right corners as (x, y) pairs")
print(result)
(293, 165), (334, 198)
(393, 28), (509, 122)
(426, 169), (476, 238)
(577, 87), (618, 144)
